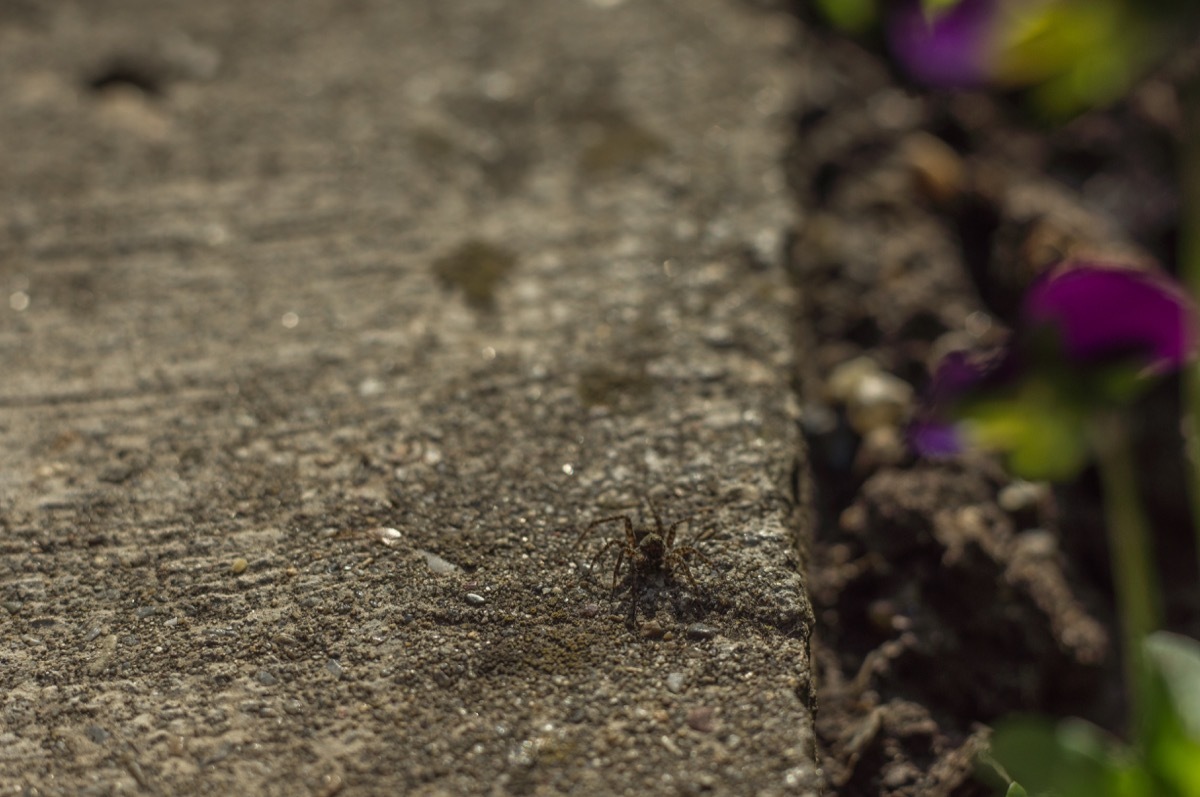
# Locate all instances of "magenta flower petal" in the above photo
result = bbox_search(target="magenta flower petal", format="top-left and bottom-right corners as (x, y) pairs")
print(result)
(888, 0), (998, 87)
(909, 351), (998, 457)
(909, 418), (964, 457)
(926, 350), (996, 400)
(1023, 265), (1199, 372)
(911, 262), (1197, 465)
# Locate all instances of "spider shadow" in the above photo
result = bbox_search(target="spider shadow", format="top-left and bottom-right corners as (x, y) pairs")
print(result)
(611, 572), (715, 628)
(573, 501), (721, 629)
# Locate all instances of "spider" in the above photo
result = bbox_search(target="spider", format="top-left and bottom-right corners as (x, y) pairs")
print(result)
(575, 502), (715, 597)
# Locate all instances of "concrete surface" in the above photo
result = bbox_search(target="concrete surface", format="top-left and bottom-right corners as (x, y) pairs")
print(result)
(0, 1), (816, 794)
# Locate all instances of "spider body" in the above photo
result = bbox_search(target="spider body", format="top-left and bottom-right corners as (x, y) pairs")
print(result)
(575, 503), (713, 597)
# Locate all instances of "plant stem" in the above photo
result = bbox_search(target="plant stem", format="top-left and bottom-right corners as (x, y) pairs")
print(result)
(1182, 75), (1200, 581)
(1092, 411), (1162, 739)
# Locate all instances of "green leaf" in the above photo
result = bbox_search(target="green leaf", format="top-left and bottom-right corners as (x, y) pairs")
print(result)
(1145, 632), (1200, 741)
(921, 0), (963, 16)
(813, 0), (877, 32)
(1087, 362), (1155, 407)
(959, 380), (1091, 481)
(1143, 633), (1200, 796)
(988, 637), (1200, 797)
(1006, 782), (1029, 797)
(990, 716), (1131, 797)
(990, 0), (1155, 117)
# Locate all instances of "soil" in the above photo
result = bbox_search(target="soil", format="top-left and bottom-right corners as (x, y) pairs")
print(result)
(785, 11), (1200, 797)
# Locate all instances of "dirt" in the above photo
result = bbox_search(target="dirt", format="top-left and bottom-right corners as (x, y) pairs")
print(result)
(786, 10), (1200, 796)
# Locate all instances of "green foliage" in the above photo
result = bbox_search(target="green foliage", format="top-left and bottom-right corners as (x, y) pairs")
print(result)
(991, 718), (1150, 797)
(993, 1), (1151, 117)
(990, 633), (1200, 797)
(959, 380), (1090, 481)
(843, 0), (1192, 117)
(1143, 633), (1200, 796)
(813, 0), (877, 33)
(952, 358), (1148, 482)
(921, 0), (963, 16)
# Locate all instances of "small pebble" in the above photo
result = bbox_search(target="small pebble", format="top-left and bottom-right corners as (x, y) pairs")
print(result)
(825, 357), (874, 404)
(230, 558), (248, 575)
(998, 480), (1048, 513)
(1014, 528), (1058, 559)
(902, 131), (965, 205)
(256, 669), (278, 686)
(3, 601), (22, 615)
(826, 357), (914, 434)
(372, 527), (403, 547)
(686, 706), (716, 733)
(665, 672), (686, 693)
(580, 603), (601, 619)
(85, 725), (110, 744)
(135, 606), (157, 619)
(420, 550), (460, 575)
(854, 425), (907, 471)
(640, 620), (666, 640)
(685, 623), (717, 640)
(317, 773), (345, 797)
(168, 735), (186, 757)
(659, 734), (682, 756)
(326, 660), (345, 679)
(465, 593), (486, 606)
(838, 504), (867, 534)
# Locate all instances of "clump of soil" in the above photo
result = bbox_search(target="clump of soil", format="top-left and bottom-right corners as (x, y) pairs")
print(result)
(785, 14), (1200, 796)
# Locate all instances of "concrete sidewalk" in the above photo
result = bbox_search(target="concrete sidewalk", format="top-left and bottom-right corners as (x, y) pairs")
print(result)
(0, 1), (816, 794)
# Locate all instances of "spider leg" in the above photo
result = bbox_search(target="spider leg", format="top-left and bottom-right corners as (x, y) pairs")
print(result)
(678, 545), (715, 570)
(666, 545), (715, 588)
(611, 544), (629, 593)
(668, 553), (698, 589)
(627, 579), (641, 625)
(575, 515), (634, 549)
(664, 507), (715, 548)
(588, 537), (621, 577)
(649, 498), (666, 536)
(618, 515), (636, 546)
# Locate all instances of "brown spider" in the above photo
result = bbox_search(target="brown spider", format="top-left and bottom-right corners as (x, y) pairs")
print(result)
(575, 502), (715, 597)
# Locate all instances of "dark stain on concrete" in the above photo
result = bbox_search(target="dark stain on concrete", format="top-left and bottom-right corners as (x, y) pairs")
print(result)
(432, 239), (517, 311)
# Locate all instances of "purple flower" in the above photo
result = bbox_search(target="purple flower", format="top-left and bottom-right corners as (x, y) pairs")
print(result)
(908, 417), (963, 456)
(911, 263), (1198, 468)
(888, 0), (999, 87)
(1024, 264), (1197, 372)
(909, 350), (1000, 457)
